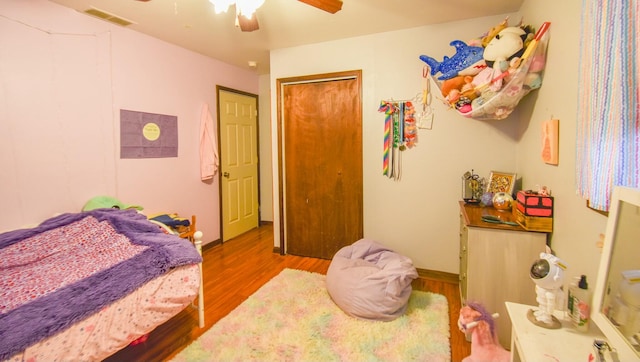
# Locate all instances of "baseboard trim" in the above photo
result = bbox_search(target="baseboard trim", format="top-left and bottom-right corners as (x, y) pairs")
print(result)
(416, 268), (459, 285)
(202, 239), (221, 250)
(268, 247), (459, 284)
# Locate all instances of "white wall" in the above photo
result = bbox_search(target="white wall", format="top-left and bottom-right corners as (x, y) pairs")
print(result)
(270, 0), (608, 277)
(270, 16), (523, 273)
(0, 0), (259, 243)
(2, 0), (608, 282)
(515, 0), (606, 285)
(258, 74), (274, 221)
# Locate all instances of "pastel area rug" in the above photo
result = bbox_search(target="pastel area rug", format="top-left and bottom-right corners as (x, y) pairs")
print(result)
(171, 268), (450, 362)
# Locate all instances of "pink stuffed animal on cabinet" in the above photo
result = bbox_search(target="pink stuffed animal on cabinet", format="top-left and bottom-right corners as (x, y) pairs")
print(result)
(458, 302), (510, 362)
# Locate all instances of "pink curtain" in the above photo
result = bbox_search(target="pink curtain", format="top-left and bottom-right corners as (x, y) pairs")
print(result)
(576, 0), (640, 211)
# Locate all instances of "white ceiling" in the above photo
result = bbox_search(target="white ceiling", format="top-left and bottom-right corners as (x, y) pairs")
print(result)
(49, 0), (523, 75)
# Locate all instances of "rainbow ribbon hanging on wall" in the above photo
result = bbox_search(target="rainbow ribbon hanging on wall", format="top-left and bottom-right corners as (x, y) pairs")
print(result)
(378, 100), (419, 180)
(378, 101), (396, 176)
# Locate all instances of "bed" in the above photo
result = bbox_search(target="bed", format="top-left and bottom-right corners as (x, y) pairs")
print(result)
(0, 208), (205, 361)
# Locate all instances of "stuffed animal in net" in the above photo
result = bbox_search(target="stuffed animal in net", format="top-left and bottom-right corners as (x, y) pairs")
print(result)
(458, 302), (510, 362)
(419, 19), (548, 120)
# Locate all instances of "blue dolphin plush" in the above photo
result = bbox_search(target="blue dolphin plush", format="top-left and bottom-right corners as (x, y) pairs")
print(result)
(420, 40), (484, 80)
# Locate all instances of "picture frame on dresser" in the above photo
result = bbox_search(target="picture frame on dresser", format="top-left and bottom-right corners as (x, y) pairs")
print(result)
(486, 171), (516, 195)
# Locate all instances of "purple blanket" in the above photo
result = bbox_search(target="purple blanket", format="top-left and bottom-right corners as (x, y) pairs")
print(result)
(0, 209), (202, 360)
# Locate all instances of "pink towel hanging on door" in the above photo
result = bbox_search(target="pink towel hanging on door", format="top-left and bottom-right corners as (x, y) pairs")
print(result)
(200, 103), (219, 181)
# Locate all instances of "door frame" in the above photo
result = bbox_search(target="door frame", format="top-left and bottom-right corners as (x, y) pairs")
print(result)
(275, 70), (363, 254)
(216, 85), (261, 242)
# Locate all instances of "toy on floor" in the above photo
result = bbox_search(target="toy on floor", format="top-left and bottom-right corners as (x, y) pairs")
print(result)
(458, 302), (510, 362)
(326, 238), (418, 321)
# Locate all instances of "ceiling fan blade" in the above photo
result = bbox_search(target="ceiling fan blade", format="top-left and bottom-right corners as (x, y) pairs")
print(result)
(298, 0), (343, 14)
(237, 14), (259, 32)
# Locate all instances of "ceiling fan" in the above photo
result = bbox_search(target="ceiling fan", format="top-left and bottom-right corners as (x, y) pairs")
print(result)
(135, 0), (343, 32)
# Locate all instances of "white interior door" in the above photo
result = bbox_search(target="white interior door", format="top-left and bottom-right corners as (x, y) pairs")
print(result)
(218, 88), (259, 241)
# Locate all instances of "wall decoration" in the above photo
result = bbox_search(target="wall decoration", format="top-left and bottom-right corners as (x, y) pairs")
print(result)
(378, 99), (418, 181)
(486, 171), (516, 195)
(541, 118), (559, 165)
(120, 109), (178, 159)
(419, 19), (550, 121)
(417, 65), (435, 130)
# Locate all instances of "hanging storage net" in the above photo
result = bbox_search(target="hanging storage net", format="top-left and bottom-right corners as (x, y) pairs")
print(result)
(420, 20), (550, 121)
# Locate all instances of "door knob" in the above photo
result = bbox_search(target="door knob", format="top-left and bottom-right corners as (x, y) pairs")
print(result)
(223, 172), (230, 178)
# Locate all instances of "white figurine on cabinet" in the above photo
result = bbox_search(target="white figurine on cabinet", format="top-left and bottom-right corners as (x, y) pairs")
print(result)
(529, 252), (568, 329)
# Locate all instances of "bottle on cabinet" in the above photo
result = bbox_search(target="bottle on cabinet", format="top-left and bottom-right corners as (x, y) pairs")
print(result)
(568, 275), (591, 332)
(567, 276), (579, 319)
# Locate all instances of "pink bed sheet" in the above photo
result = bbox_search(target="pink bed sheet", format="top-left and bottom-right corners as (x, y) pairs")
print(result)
(4, 264), (200, 362)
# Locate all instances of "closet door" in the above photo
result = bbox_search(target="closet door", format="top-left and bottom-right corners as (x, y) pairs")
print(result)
(280, 71), (363, 259)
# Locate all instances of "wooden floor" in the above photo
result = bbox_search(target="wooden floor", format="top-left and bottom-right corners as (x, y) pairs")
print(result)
(105, 223), (471, 362)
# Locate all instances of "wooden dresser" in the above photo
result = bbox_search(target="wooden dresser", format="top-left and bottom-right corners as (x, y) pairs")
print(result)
(459, 201), (548, 349)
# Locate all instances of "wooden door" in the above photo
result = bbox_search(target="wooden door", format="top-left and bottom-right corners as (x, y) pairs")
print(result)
(218, 88), (259, 242)
(278, 71), (363, 259)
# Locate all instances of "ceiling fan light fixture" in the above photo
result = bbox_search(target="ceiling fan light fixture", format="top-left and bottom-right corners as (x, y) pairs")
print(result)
(209, 0), (234, 14)
(235, 0), (265, 17)
(237, 14), (259, 32)
(209, 0), (265, 16)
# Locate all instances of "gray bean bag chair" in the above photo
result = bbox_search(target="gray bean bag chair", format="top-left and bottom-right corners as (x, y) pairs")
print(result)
(326, 238), (418, 321)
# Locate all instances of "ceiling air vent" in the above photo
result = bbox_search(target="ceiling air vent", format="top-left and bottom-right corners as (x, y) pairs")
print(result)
(84, 7), (136, 27)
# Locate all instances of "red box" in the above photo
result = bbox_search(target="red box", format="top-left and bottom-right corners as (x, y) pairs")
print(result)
(516, 191), (553, 217)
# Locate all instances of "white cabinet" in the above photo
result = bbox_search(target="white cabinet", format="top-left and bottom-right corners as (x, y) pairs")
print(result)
(506, 302), (604, 362)
(459, 202), (547, 348)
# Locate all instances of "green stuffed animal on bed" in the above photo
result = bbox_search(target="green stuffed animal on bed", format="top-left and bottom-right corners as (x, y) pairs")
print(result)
(82, 195), (143, 211)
